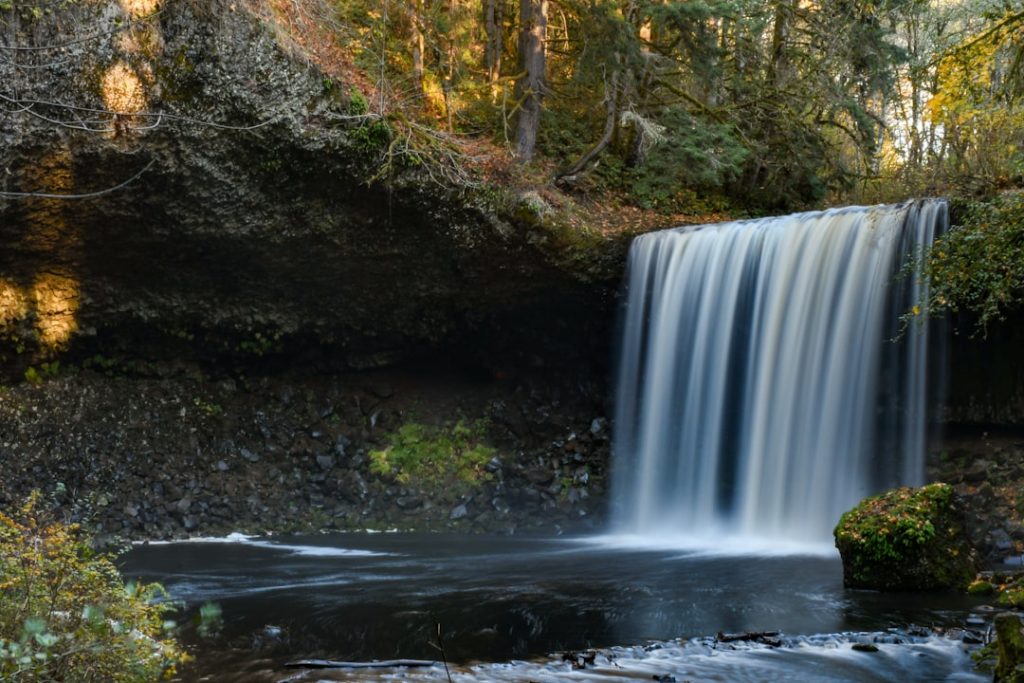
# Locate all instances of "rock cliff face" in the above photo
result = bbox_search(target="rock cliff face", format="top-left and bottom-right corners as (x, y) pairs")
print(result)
(0, 0), (623, 375)
(0, 0), (622, 538)
(942, 319), (1024, 426)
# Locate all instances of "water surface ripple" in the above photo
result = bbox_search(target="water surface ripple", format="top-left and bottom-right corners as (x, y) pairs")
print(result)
(121, 533), (985, 682)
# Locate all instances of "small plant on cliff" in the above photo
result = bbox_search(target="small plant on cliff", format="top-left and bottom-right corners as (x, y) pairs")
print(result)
(370, 420), (495, 495)
(23, 362), (59, 385)
(0, 492), (189, 682)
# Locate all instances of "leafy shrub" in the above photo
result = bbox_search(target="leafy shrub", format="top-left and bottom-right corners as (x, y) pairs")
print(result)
(0, 493), (189, 682)
(370, 420), (495, 496)
(349, 119), (391, 153)
(347, 88), (369, 116)
(922, 192), (1024, 332)
(623, 108), (747, 212)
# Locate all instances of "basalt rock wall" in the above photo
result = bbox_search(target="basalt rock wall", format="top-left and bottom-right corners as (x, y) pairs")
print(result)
(0, 0), (623, 377)
(940, 317), (1024, 427)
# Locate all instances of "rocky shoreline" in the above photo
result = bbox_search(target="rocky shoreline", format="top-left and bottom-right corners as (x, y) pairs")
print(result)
(929, 430), (1024, 565)
(3, 358), (1024, 556)
(0, 360), (611, 543)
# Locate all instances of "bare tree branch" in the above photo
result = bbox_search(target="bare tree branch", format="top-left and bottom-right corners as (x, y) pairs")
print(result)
(0, 92), (283, 131)
(0, 159), (156, 200)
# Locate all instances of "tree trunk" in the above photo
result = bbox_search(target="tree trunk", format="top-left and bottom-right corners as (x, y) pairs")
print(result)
(514, 0), (547, 162)
(768, 0), (798, 89)
(485, 0), (503, 85)
(557, 70), (619, 180)
(411, 0), (425, 99)
(443, 0), (458, 130)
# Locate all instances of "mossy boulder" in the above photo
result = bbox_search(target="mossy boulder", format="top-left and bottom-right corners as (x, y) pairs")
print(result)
(995, 612), (1024, 683)
(834, 483), (977, 591)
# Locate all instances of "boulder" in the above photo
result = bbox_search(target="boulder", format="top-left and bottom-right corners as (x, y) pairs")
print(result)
(996, 612), (1024, 683)
(834, 483), (977, 590)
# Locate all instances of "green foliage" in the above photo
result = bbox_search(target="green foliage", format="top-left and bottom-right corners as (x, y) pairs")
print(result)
(998, 587), (1024, 608)
(926, 12), (1024, 192)
(191, 397), (222, 417)
(968, 578), (995, 595)
(349, 119), (391, 154)
(195, 603), (223, 639)
(324, 0), (936, 210)
(82, 354), (120, 376)
(973, 640), (998, 673)
(369, 420), (495, 496)
(625, 109), (747, 212)
(0, 493), (189, 682)
(23, 362), (59, 386)
(236, 330), (284, 357)
(0, 1), (80, 19)
(920, 192), (1024, 332)
(835, 484), (943, 566)
(347, 89), (369, 116)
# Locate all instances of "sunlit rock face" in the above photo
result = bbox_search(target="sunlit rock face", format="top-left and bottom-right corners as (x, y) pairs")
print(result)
(32, 274), (80, 349)
(118, 0), (161, 17)
(0, 0), (617, 373)
(0, 281), (29, 328)
(100, 62), (148, 115)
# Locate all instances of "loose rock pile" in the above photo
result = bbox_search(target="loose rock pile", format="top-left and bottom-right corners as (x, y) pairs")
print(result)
(0, 365), (611, 541)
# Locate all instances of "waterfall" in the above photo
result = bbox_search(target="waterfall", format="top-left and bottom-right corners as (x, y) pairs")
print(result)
(611, 200), (946, 544)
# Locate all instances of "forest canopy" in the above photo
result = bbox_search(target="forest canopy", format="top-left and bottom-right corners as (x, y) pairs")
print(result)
(319, 0), (1024, 212)
(3, 0), (1024, 323)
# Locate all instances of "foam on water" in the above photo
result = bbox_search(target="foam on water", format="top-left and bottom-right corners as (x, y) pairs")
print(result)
(581, 532), (837, 558)
(136, 532), (391, 557)
(279, 632), (983, 682)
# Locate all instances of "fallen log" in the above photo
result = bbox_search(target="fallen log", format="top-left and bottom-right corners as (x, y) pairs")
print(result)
(283, 659), (438, 669)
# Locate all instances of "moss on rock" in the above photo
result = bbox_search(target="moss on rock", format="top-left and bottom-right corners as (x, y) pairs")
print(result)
(995, 612), (1024, 683)
(999, 588), (1024, 608)
(834, 483), (977, 591)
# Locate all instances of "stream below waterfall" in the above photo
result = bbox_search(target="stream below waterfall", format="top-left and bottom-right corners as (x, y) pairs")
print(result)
(122, 532), (988, 682)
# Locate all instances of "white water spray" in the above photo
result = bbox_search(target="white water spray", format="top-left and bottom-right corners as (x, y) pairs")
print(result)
(611, 200), (946, 543)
